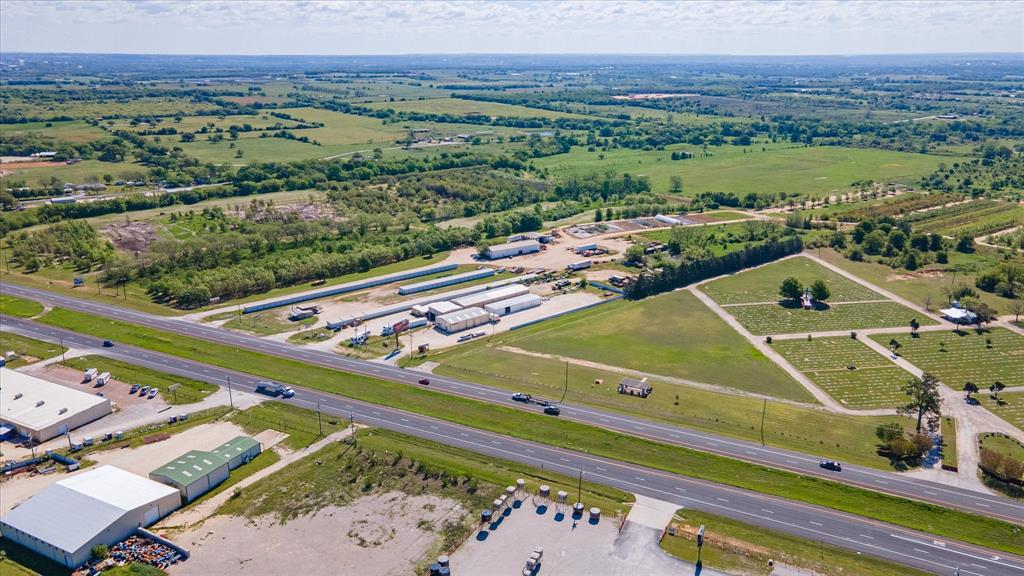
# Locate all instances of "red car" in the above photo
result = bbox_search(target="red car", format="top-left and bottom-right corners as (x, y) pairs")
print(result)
(418, 378), (430, 386)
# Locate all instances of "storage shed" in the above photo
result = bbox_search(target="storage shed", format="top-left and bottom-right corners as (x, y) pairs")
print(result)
(426, 301), (463, 321)
(0, 466), (180, 568)
(485, 240), (540, 260)
(618, 377), (653, 398)
(150, 450), (230, 503)
(210, 436), (261, 470)
(484, 293), (543, 316)
(397, 268), (495, 295)
(436, 307), (492, 334)
(452, 284), (529, 309)
(0, 368), (112, 442)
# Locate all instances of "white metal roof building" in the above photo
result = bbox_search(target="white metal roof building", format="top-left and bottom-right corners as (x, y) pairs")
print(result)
(0, 368), (111, 442)
(436, 307), (493, 334)
(451, 284), (529, 309)
(397, 268), (496, 295)
(426, 301), (463, 320)
(484, 293), (543, 316)
(485, 239), (540, 260)
(0, 466), (180, 568)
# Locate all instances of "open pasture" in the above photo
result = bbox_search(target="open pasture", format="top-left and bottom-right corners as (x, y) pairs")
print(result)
(870, 328), (1024, 389)
(772, 337), (910, 408)
(363, 97), (593, 120)
(727, 301), (933, 336)
(701, 256), (886, 305)
(534, 144), (957, 197)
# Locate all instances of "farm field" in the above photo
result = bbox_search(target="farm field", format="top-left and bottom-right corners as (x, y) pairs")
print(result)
(0, 119), (109, 143)
(902, 199), (1024, 237)
(870, 328), (1024, 389)
(443, 289), (810, 401)
(701, 255), (886, 305)
(772, 337), (911, 408)
(727, 300), (935, 336)
(1, 95), (221, 122)
(1, 158), (147, 188)
(363, 97), (595, 119)
(534, 144), (960, 197)
(431, 345), (911, 466)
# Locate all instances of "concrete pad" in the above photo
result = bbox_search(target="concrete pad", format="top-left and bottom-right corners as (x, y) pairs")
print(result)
(625, 494), (679, 530)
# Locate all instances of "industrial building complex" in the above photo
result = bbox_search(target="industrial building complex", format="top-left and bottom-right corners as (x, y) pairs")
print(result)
(150, 436), (261, 503)
(436, 307), (494, 333)
(0, 367), (112, 442)
(0, 466), (181, 568)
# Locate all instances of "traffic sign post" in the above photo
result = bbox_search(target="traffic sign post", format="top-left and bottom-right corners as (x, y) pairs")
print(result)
(696, 524), (705, 563)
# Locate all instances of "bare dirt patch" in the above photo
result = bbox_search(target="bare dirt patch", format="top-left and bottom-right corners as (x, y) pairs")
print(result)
(888, 269), (945, 281)
(173, 492), (465, 576)
(104, 221), (159, 253)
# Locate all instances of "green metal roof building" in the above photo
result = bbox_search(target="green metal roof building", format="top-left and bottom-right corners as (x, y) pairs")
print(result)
(149, 450), (230, 503)
(211, 436), (262, 470)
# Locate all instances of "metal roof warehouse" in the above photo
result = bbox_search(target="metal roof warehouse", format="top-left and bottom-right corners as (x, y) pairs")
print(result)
(150, 450), (230, 503)
(0, 367), (111, 442)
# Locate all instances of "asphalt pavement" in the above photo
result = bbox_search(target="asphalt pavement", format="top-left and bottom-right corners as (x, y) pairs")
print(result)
(3, 282), (1021, 525)
(3, 316), (1022, 576)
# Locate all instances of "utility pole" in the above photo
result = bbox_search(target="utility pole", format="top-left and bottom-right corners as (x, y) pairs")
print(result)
(349, 412), (356, 443)
(560, 360), (569, 404)
(316, 402), (323, 437)
(226, 374), (234, 409)
(60, 337), (66, 364)
(760, 398), (767, 446)
(576, 466), (583, 504)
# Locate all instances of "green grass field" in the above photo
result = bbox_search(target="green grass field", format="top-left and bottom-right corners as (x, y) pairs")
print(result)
(941, 417), (958, 470)
(979, 392), (1024, 430)
(442, 290), (808, 401)
(1, 158), (149, 188)
(230, 402), (346, 449)
(727, 301), (934, 335)
(34, 306), (1024, 554)
(772, 337), (911, 408)
(0, 294), (44, 317)
(871, 328), (1023, 389)
(363, 97), (594, 120)
(62, 355), (217, 404)
(220, 308), (317, 335)
(0, 332), (65, 368)
(661, 508), (930, 576)
(534, 144), (959, 197)
(701, 256), (885, 305)
(980, 433), (1024, 463)
(0, 119), (109, 143)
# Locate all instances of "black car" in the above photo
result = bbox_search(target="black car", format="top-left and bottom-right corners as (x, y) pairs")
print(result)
(544, 405), (561, 416)
(102, 340), (114, 347)
(819, 460), (842, 472)
(512, 393), (532, 402)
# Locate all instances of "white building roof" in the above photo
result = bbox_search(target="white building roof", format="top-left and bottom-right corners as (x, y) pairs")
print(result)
(0, 368), (110, 432)
(487, 239), (540, 254)
(437, 307), (490, 325)
(940, 307), (975, 321)
(427, 301), (462, 315)
(452, 284), (529, 308)
(0, 466), (178, 555)
(484, 293), (542, 312)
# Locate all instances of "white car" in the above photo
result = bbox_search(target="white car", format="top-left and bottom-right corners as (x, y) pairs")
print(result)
(147, 388), (159, 399)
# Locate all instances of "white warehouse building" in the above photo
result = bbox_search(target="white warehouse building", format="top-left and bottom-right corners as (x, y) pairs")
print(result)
(485, 239), (540, 260)
(484, 293), (543, 316)
(0, 368), (112, 442)
(0, 466), (181, 568)
(451, 284), (529, 309)
(436, 307), (493, 333)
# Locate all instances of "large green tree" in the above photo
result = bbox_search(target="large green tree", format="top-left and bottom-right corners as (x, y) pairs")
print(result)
(897, 373), (943, 433)
(779, 276), (803, 301)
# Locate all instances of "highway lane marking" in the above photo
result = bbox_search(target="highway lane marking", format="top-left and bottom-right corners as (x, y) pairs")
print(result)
(924, 490), (938, 495)
(595, 466), (607, 472)
(809, 521), (823, 526)
(888, 534), (1024, 570)
(674, 487), (686, 492)
(492, 441), (502, 445)
(634, 476), (645, 482)
(560, 458), (571, 462)
(875, 480), (888, 485)
(974, 502), (990, 508)
(760, 508), (773, 514)
(716, 497), (728, 502)
(859, 534), (874, 539)
(933, 540), (945, 547)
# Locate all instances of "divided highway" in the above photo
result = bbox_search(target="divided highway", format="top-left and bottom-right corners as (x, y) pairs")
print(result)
(4, 282), (1022, 525)
(3, 315), (1023, 576)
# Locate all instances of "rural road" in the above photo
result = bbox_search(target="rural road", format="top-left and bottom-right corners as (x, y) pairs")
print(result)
(3, 315), (1022, 576)
(2, 282), (1022, 525)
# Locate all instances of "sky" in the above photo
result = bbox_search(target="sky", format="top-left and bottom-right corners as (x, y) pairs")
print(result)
(1, 0), (1021, 56)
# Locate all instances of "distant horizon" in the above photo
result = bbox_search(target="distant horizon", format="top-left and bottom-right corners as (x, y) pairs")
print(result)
(2, 50), (1021, 58)
(2, 1), (1020, 56)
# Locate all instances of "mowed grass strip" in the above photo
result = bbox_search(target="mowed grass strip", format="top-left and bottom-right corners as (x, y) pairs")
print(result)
(871, 328), (1024, 389)
(727, 301), (933, 336)
(434, 345), (908, 467)
(0, 331), (66, 368)
(771, 337), (912, 408)
(661, 508), (932, 576)
(34, 306), (1024, 555)
(458, 290), (809, 402)
(701, 255), (885, 305)
(0, 295), (44, 318)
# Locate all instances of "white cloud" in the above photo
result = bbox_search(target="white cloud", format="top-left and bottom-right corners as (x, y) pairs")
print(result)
(0, 0), (1020, 55)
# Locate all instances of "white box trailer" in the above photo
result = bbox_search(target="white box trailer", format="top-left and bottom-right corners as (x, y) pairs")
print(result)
(567, 260), (592, 271)
(83, 368), (98, 382)
(95, 372), (111, 386)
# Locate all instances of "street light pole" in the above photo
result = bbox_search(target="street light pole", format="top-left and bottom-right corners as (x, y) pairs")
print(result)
(576, 466), (583, 504)
(560, 360), (569, 404)
(760, 398), (767, 446)
(226, 374), (234, 409)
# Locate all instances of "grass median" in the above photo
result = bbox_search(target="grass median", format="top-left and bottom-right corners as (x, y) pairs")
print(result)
(36, 305), (1024, 555)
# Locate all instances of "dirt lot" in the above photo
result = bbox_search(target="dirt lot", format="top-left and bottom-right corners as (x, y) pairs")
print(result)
(0, 421), (247, 515)
(103, 221), (159, 253)
(173, 492), (465, 576)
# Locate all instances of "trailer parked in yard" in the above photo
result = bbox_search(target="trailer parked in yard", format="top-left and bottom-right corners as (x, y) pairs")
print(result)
(327, 315), (363, 331)
(567, 260), (592, 271)
(83, 368), (98, 382)
(95, 372), (111, 386)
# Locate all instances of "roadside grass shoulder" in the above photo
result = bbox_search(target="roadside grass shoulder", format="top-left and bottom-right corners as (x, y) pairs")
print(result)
(35, 307), (1024, 555)
(230, 402), (346, 450)
(61, 355), (217, 404)
(941, 417), (958, 470)
(0, 295), (44, 317)
(0, 331), (65, 368)
(660, 508), (931, 576)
